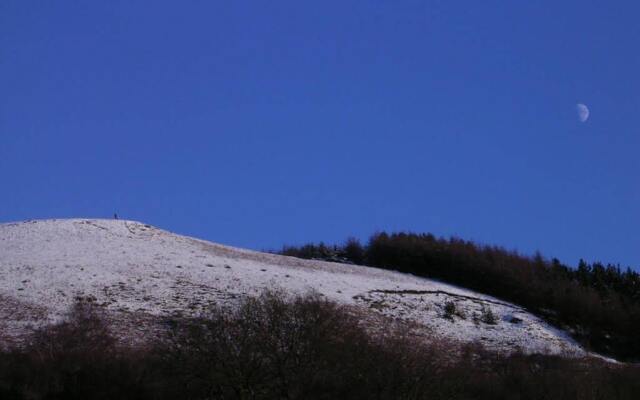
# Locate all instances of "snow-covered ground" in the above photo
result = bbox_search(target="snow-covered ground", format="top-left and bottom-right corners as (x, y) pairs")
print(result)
(0, 219), (585, 355)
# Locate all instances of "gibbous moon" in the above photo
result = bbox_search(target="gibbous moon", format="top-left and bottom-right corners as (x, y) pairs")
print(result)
(576, 103), (590, 122)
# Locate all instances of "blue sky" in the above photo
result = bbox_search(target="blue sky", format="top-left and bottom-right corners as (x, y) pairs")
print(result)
(1, 1), (638, 269)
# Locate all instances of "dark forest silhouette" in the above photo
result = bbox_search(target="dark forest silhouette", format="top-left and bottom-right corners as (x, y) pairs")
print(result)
(280, 232), (640, 361)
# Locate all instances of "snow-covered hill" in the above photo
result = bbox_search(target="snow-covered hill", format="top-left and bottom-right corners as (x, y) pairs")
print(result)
(0, 219), (584, 355)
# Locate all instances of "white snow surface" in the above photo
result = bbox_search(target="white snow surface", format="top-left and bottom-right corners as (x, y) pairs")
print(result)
(0, 219), (584, 355)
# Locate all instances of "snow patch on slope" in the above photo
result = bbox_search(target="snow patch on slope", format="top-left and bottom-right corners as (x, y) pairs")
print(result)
(0, 219), (583, 355)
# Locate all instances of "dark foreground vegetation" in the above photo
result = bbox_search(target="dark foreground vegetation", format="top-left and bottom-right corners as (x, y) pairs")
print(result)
(1, 293), (639, 400)
(280, 232), (640, 361)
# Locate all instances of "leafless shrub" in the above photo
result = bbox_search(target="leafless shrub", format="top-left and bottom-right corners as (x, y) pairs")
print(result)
(442, 301), (466, 320)
(480, 306), (497, 325)
(0, 300), (154, 399)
